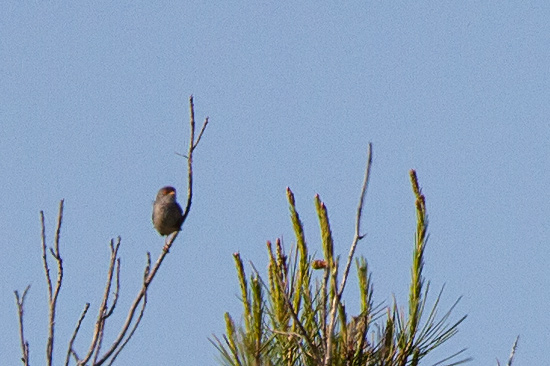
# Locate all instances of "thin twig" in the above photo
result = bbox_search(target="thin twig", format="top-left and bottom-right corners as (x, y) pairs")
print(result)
(79, 238), (121, 365)
(92, 323), (106, 365)
(108, 254), (151, 365)
(506, 336), (519, 366)
(194, 117), (209, 149)
(92, 249), (118, 362)
(108, 288), (148, 366)
(65, 303), (90, 366)
(339, 143), (372, 299)
(45, 200), (65, 366)
(93, 96), (207, 366)
(324, 143), (373, 366)
(14, 285), (31, 366)
(181, 95), (208, 225)
(104, 258), (121, 319)
(41, 210), (52, 304)
(93, 239), (173, 365)
(40, 211), (52, 364)
(71, 349), (81, 363)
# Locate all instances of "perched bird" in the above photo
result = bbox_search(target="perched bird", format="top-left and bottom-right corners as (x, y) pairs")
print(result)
(152, 186), (183, 236)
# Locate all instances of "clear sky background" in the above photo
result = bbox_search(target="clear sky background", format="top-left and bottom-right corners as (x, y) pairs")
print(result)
(1, 2), (548, 365)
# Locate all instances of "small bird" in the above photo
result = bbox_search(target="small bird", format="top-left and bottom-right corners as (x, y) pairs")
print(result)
(152, 186), (183, 237)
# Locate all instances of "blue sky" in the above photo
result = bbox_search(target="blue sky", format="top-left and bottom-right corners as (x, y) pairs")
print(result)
(1, 2), (549, 365)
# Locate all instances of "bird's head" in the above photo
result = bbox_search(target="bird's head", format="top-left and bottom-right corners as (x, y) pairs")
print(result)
(156, 186), (177, 202)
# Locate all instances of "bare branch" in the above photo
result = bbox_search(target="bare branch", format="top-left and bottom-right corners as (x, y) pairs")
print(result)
(65, 303), (90, 366)
(92, 96), (207, 365)
(54, 200), (65, 257)
(144, 252), (152, 279)
(174, 151), (189, 159)
(47, 199), (65, 366)
(94, 235), (176, 366)
(506, 336), (520, 366)
(339, 143), (372, 299)
(194, 116), (209, 149)
(324, 143), (373, 366)
(41, 210), (53, 303)
(71, 349), (81, 363)
(105, 258), (121, 319)
(180, 95), (208, 226)
(79, 238), (121, 365)
(14, 285), (31, 366)
(108, 287), (148, 366)
(106, 256), (149, 366)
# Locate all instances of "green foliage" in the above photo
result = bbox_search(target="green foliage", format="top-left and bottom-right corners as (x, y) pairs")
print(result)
(212, 170), (469, 366)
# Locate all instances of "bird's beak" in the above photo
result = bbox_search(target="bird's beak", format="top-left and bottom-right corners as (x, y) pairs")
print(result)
(168, 191), (175, 196)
